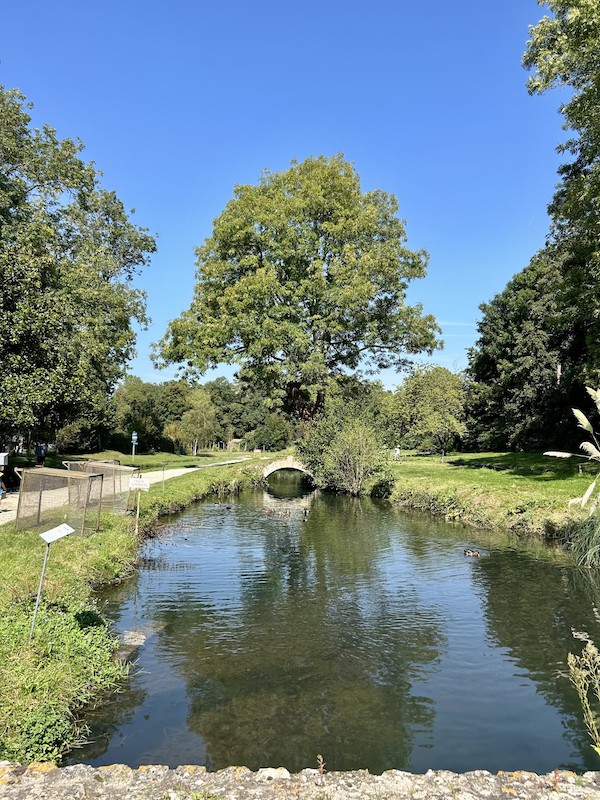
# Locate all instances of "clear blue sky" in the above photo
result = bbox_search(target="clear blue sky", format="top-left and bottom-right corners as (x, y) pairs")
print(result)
(2, 0), (565, 389)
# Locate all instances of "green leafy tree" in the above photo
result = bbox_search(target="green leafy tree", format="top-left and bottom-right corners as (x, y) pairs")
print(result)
(0, 86), (155, 436)
(298, 383), (389, 495)
(179, 388), (218, 454)
(300, 415), (387, 496)
(523, 3), (600, 396)
(398, 366), (467, 455)
(524, 1), (600, 254)
(163, 421), (184, 454)
(112, 376), (162, 450)
(203, 377), (266, 444)
(321, 419), (387, 495)
(467, 7), (600, 453)
(154, 155), (440, 418)
(155, 380), (192, 429)
(245, 412), (293, 452)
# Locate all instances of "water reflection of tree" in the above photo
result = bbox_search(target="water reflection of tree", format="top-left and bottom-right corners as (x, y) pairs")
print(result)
(152, 493), (445, 773)
(472, 551), (600, 771)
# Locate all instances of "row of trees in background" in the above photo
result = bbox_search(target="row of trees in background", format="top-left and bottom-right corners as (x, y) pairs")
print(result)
(52, 366), (466, 460)
(53, 374), (296, 455)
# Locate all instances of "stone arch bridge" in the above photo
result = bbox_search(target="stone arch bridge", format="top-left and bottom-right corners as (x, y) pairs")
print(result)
(262, 455), (313, 480)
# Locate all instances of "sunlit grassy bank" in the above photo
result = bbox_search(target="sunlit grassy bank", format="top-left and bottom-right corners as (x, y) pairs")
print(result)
(0, 458), (264, 764)
(389, 452), (591, 536)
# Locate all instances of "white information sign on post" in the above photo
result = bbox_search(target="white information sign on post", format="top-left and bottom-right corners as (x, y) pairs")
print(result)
(129, 476), (150, 537)
(129, 477), (150, 492)
(39, 523), (76, 544)
(31, 523), (76, 639)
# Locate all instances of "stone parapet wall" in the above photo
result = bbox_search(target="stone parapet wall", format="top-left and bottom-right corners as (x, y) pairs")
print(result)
(1, 763), (600, 800)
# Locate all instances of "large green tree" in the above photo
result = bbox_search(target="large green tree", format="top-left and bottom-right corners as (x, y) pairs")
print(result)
(465, 4), (600, 451)
(466, 248), (592, 450)
(524, 0), (600, 254)
(398, 365), (467, 454)
(523, 2), (600, 382)
(0, 86), (155, 436)
(155, 155), (439, 418)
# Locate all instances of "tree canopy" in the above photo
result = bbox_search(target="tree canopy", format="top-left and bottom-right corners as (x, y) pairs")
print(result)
(465, 247), (597, 450)
(524, 0), (600, 254)
(398, 366), (467, 454)
(155, 154), (440, 418)
(523, 1), (600, 372)
(464, 4), (600, 452)
(0, 86), (155, 436)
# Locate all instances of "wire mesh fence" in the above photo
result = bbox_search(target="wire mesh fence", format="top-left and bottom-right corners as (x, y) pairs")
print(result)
(63, 460), (140, 514)
(15, 467), (103, 534)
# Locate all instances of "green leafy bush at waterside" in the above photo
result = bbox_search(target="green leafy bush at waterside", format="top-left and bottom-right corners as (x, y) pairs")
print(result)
(0, 602), (127, 762)
(300, 415), (389, 496)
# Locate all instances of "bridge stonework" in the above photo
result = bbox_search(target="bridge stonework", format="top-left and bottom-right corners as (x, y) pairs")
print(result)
(262, 455), (313, 480)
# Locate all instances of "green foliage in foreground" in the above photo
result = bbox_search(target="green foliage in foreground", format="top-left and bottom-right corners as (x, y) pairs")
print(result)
(301, 417), (389, 496)
(0, 460), (262, 763)
(544, 387), (600, 566)
(568, 639), (600, 757)
(298, 386), (391, 496)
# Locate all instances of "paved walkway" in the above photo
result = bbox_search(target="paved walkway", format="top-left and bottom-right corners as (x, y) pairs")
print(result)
(0, 458), (251, 528)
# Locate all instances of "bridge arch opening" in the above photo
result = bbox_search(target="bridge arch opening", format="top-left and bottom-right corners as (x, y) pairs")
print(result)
(262, 456), (313, 481)
(265, 468), (315, 500)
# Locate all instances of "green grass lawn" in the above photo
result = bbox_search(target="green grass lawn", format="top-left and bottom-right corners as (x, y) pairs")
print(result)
(388, 451), (592, 535)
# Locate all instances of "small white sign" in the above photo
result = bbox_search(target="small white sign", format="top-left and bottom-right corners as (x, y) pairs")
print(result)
(129, 477), (150, 492)
(39, 523), (75, 544)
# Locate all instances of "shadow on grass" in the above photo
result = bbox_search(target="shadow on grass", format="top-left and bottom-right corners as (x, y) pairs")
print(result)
(447, 452), (595, 482)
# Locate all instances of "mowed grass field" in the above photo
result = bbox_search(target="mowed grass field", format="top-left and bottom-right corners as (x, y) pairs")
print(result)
(388, 451), (594, 535)
(10, 448), (245, 472)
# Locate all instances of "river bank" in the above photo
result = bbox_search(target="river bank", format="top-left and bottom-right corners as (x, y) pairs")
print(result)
(1, 762), (599, 800)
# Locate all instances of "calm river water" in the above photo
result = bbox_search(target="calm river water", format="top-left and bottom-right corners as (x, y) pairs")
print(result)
(70, 472), (600, 774)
